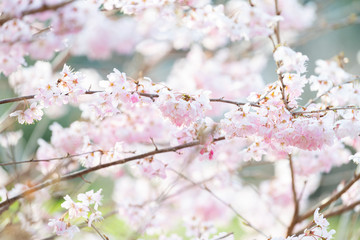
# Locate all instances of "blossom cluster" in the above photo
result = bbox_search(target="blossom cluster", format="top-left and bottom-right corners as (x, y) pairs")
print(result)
(48, 189), (103, 239)
(220, 46), (342, 153)
(156, 89), (212, 126)
(9, 64), (86, 124)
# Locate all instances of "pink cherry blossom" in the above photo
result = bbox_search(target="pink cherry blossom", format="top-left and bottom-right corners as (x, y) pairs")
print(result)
(77, 189), (103, 210)
(274, 46), (308, 74)
(48, 219), (80, 239)
(9, 102), (44, 124)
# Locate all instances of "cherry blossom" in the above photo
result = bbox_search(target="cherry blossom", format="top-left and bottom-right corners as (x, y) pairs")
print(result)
(49, 189), (104, 238)
(156, 89), (212, 126)
(314, 208), (329, 228)
(1, 0), (360, 239)
(77, 189), (103, 210)
(349, 152), (360, 164)
(61, 195), (89, 219)
(48, 218), (80, 239)
(88, 211), (103, 227)
(9, 102), (44, 124)
(136, 157), (168, 179)
(274, 46), (309, 74)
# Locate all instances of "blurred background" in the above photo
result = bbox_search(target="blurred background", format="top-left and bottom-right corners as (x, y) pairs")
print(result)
(0, 0), (360, 239)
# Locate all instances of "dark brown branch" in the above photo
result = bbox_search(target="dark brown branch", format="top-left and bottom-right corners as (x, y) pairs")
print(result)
(0, 1), (75, 26)
(295, 200), (360, 235)
(0, 95), (36, 105)
(297, 173), (360, 223)
(287, 154), (300, 236)
(324, 200), (360, 218)
(0, 137), (225, 211)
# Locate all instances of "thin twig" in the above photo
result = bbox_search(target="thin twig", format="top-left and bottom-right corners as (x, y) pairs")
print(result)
(89, 221), (108, 240)
(300, 78), (359, 109)
(172, 169), (270, 238)
(293, 106), (360, 115)
(0, 150), (103, 167)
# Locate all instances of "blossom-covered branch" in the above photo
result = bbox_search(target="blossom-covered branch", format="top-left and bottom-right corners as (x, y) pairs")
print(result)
(0, 1), (75, 26)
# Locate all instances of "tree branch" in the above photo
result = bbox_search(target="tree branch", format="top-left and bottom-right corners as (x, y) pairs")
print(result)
(0, 137), (225, 211)
(0, 92), (258, 108)
(295, 200), (360, 235)
(297, 173), (360, 223)
(324, 200), (360, 219)
(0, 1), (75, 26)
